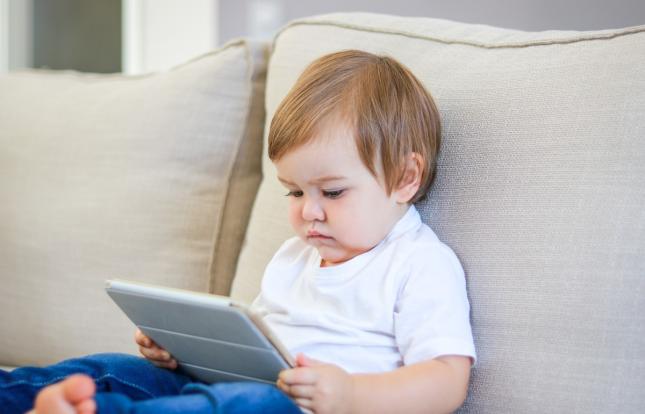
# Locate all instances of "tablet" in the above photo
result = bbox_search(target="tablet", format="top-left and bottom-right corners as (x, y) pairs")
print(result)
(105, 279), (295, 385)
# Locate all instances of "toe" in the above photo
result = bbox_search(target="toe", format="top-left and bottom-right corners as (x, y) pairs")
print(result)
(63, 374), (96, 404)
(33, 374), (96, 414)
(34, 383), (75, 414)
(75, 398), (97, 414)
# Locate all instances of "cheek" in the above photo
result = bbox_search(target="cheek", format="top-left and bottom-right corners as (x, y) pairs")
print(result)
(287, 201), (302, 228)
(330, 199), (363, 232)
(333, 195), (384, 243)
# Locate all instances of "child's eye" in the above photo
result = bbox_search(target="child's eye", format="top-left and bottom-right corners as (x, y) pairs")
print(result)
(285, 190), (303, 198)
(323, 189), (344, 199)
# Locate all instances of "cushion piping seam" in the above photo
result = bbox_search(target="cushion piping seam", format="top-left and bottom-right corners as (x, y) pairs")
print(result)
(274, 19), (645, 50)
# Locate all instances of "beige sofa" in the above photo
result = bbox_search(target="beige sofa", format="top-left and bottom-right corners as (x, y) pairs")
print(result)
(1, 13), (643, 413)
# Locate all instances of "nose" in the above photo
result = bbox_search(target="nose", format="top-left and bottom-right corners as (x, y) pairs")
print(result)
(301, 196), (325, 222)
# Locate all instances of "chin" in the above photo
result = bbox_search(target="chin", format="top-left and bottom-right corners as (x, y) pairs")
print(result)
(320, 249), (360, 266)
(321, 257), (346, 267)
(317, 250), (346, 266)
(316, 243), (369, 266)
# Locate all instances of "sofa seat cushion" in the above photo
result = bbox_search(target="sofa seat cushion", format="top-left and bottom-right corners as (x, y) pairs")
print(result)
(231, 13), (645, 413)
(0, 40), (267, 367)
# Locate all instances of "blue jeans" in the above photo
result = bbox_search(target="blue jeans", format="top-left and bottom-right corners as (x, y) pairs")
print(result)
(0, 353), (302, 414)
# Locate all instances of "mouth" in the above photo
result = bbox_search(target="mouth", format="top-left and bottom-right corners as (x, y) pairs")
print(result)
(307, 230), (332, 239)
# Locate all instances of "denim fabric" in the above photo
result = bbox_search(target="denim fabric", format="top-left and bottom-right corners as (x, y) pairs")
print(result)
(0, 353), (300, 414)
(95, 382), (303, 414)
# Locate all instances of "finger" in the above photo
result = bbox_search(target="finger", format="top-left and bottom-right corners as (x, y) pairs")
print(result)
(139, 345), (172, 361)
(279, 368), (318, 385)
(134, 328), (144, 345)
(296, 353), (323, 367)
(152, 359), (178, 370)
(138, 344), (157, 359)
(134, 329), (152, 347)
(276, 378), (289, 393)
(288, 384), (315, 399)
(294, 397), (313, 409)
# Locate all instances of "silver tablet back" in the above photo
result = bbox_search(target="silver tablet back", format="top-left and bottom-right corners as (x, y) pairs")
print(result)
(106, 279), (290, 384)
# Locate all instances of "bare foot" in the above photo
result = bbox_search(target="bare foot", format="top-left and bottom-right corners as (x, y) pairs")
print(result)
(29, 374), (96, 414)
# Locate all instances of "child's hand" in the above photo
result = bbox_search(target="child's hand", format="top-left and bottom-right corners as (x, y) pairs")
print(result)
(134, 328), (177, 369)
(277, 353), (355, 414)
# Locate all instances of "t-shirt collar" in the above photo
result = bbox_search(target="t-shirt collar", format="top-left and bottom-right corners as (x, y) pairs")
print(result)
(384, 204), (422, 242)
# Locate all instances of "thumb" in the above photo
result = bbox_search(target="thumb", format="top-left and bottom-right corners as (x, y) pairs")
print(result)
(296, 353), (323, 367)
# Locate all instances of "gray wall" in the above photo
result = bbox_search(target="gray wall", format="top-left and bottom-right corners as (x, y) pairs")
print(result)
(16, 0), (645, 72)
(33, 0), (121, 73)
(219, 0), (645, 45)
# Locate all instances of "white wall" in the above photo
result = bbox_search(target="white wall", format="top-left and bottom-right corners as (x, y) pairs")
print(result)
(0, 0), (6, 72)
(123, 0), (218, 75)
(8, 0), (33, 71)
(0, 0), (33, 73)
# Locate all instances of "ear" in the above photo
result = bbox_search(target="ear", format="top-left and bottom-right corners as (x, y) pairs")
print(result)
(394, 152), (423, 204)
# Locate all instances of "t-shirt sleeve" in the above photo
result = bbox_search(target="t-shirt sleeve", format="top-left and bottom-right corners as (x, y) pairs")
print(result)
(393, 242), (477, 366)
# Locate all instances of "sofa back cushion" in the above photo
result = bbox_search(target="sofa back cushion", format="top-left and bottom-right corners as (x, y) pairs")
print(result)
(0, 40), (267, 366)
(231, 14), (645, 412)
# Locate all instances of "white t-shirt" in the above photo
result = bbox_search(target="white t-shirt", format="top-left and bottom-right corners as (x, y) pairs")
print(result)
(251, 205), (476, 374)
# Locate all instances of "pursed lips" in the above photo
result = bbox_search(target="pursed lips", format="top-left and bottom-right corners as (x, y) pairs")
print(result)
(307, 230), (332, 239)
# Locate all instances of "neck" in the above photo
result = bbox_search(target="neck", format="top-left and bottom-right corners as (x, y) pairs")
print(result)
(392, 203), (411, 223)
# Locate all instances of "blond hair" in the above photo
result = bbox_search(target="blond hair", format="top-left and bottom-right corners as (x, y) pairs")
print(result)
(268, 50), (441, 203)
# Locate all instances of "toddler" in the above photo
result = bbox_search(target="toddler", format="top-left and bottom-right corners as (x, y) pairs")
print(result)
(2, 50), (476, 414)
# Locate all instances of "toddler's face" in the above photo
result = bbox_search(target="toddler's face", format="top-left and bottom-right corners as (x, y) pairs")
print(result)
(274, 121), (408, 267)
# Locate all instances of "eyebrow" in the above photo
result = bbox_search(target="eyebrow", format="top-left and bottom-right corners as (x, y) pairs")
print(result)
(278, 175), (347, 186)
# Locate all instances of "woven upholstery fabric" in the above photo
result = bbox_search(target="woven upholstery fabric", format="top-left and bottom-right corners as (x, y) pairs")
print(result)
(231, 13), (645, 412)
(0, 40), (267, 366)
(209, 42), (268, 296)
